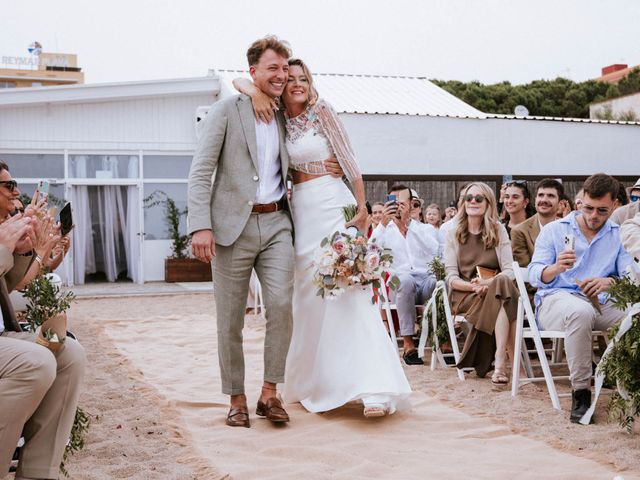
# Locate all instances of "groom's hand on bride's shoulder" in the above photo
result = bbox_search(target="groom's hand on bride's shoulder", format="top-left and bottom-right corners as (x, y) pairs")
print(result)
(192, 229), (216, 263)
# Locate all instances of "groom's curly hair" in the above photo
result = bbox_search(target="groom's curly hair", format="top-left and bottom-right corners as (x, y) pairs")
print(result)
(247, 35), (292, 66)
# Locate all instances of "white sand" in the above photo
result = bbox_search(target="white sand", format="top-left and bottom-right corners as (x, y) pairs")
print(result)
(55, 293), (640, 480)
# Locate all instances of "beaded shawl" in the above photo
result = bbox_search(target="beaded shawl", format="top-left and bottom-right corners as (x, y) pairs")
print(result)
(285, 99), (361, 183)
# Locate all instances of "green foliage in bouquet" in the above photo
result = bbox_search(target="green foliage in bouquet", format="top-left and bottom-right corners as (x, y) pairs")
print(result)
(23, 275), (75, 333)
(600, 275), (640, 433)
(342, 204), (358, 223)
(427, 257), (449, 348)
(23, 275), (88, 476)
(144, 190), (190, 259)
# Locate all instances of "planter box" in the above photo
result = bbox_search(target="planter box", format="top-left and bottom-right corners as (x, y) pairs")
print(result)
(165, 258), (212, 283)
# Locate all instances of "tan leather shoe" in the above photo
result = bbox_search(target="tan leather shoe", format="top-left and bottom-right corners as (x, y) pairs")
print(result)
(256, 396), (290, 423)
(226, 405), (250, 428)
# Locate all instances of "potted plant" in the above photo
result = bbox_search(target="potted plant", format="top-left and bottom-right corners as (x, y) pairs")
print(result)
(145, 191), (212, 282)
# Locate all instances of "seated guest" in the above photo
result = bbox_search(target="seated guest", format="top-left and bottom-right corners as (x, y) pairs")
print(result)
(574, 188), (584, 210)
(409, 196), (425, 223)
(443, 205), (457, 222)
(557, 192), (574, 219)
(610, 177), (640, 225)
(370, 201), (384, 230)
(0, 161), (86, 479)
(371, 184), (439, 365)
(621, 211), (640, 262)
(502, 181), (535, 237)
(425, 203), (443, 230)
(439, 185), (468, 254)
(512, 178), (564, 267)
(444, 182), (519, 384)
(528, 173), (632, 423)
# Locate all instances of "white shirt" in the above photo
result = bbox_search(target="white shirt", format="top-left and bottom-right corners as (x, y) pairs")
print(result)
(371, 220), (440, 276)
(438, 218), (459, 256)
(254, 117), (286, 204)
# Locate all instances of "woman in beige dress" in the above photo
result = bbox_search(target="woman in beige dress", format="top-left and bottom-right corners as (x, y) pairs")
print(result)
(444, 182), (520, 384)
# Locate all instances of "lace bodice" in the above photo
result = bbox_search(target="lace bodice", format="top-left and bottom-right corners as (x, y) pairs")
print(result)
(285, 99), (361, 183)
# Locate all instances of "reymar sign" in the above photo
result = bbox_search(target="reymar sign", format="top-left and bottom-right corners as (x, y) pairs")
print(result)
(1, 54), (71, 69)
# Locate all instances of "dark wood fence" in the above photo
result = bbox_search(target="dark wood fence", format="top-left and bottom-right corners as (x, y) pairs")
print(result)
(363, 175), (638, 210)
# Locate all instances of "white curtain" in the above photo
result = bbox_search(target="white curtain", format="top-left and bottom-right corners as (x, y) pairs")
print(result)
(71, 154), (142, 284)
(71, 156), (96, 285)
(96, 156), (128, 282)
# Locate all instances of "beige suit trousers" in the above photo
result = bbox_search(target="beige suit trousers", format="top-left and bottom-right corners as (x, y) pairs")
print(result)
(213, 210), (294, 395)
(0, 331), (85, 479)
(538, 291), (625, 390)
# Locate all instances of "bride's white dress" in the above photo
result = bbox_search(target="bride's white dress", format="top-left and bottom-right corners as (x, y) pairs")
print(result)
(282, 100), (411, 413)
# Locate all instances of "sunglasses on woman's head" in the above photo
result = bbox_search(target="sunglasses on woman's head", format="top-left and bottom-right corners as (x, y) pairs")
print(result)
(464, 194), (485, 203)
(506, 180), (529, 193)
(0, 180), (17, 192)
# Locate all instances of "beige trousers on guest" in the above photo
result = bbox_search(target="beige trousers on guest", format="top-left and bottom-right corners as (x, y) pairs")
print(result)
(213, 210), (294, 396)
(0, 331), (85, 479)
(537, 290), (625, 390)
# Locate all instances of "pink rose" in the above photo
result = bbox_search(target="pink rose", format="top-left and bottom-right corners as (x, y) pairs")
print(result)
(333, 239), (346, 255)
(365, 253), (380, 270)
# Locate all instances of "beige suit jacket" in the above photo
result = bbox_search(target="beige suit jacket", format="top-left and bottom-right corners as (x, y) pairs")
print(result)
(511, 213), (541, 267)
(621, 212), (640, 260)
(0, 245), (32, 332)
(187, 94), (290, 246)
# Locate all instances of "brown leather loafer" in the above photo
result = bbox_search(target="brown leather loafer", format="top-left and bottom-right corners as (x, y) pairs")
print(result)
(226, 405), (250, 428)
(256, 397), (290, 423)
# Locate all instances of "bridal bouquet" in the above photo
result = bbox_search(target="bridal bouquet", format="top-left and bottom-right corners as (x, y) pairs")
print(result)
(311, 230), (397, 301)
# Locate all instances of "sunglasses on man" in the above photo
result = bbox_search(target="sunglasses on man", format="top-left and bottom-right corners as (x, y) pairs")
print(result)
(0, 180), (18, 192)
(581, 204), (611, 216)
(631, 194), (640, 203)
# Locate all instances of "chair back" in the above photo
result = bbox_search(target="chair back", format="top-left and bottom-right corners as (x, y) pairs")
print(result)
(512, 261), (541, 334)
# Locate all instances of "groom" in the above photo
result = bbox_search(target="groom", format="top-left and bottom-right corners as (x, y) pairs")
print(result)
(188, 36), (295, 428)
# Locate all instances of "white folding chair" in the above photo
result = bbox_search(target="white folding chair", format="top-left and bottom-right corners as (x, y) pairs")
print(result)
(376, 275), (399, 348)
(418, 280), (467, 381)
(511, 261), (608, 410)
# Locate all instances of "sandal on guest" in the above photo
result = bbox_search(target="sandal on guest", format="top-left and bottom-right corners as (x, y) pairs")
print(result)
(363, 403), (388, 418)
(491, 371), (509, 385)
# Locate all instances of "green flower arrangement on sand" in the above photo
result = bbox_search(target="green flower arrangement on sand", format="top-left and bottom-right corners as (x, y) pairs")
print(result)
(600, 270), (640, 433)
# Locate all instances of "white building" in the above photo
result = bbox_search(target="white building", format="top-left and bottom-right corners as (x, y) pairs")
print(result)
(590, 92), (640, 121)
(1, 71), (638, 284)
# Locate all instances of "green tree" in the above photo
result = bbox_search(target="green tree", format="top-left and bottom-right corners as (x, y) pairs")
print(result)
(432, 76), (628, 118)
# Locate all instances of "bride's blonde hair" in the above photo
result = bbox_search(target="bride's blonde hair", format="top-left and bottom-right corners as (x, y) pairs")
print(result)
(455, 182), (500, 249)
(288, 58), (319, 106)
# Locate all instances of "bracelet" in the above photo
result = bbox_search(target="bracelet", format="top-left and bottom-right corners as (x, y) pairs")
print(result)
(34, 255), (43, 268)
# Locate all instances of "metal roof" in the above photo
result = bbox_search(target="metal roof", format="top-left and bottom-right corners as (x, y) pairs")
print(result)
(215, 69), (486, 119)
(485, 113), (640, 126)
(0, 76), (221, 107)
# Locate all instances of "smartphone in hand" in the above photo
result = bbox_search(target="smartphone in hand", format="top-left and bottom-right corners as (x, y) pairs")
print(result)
(37, 179), (50, 199)
(59, 202), (74, 236)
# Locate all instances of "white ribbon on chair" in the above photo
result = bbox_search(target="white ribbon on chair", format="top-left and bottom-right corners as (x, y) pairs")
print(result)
(580, 302), (640, 425)
(418, 282), (448, 367)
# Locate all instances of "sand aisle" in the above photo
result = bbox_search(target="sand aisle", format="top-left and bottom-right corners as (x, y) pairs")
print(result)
(99, 304), (635, 480)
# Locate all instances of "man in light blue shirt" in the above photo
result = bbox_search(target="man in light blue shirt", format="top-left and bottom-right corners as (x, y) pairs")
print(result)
(528, 173), (632, 424)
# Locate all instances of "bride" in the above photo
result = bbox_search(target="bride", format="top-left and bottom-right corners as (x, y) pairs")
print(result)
(234, 59), (411, 417)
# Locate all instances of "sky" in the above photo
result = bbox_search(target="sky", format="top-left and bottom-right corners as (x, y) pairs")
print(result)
(2, 0), (639, 85)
